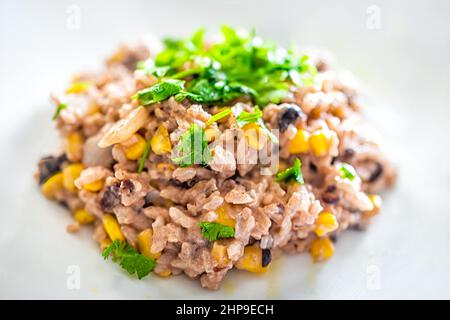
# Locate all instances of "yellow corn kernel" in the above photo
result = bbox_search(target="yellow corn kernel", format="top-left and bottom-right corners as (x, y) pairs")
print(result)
(66, 81), (91, 94)
(65, 132), (83, 162)
(100, 238), (112, 251)
(137, 228), (161, 260)
(122, 133), (147, 160)
(156, 163), (176, 171)
(310, 106), (322, 119)
(151, 125), (172, 155)
(331, 106), (346, 119)
(365, 194), (382, 218)
(86, 103), (101, 115)
(163, 199), (174, 208)
(74, 208), (95, 225)
(215, 204), (235, 228)
(211, 241), (231, 267)
(205, 127), (219, 142)
(108, 51), (123, 64)
(156, 270), (172, 277)
(314, 212), (339, 237)
(243, 123), (266, 150)
(310, 237), (334, 262)
(309, 129), (330, 157)
(288, 129), (310, 154)
(62, 163), (84, 192)
(235, 245), (269, 273)
(41, 172), (64, 199)
(102, 214), (125, 241)
(83, 179), (104, 192)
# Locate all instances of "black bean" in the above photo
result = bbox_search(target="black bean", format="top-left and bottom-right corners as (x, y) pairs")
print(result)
(121, 179), (135, 192)
(100, 185), (120, 212)
(143, 191), (159, 208)
(186, 177), (199, 188)
(58, 200), (68, 209)
(368, 163), (383, 183)
(330, 157), (337, 165)
(37, 154), (67, 184)
(123, 55), (140, 71)
(261, 249), (272, 267)
(329, 235), (338, 243)
(343, 148), (355, 159)
(278, 106), (302, 132)
(322, 193), (339, 204)
(349, 223), (366, 232)
(309, 162), (318, 172)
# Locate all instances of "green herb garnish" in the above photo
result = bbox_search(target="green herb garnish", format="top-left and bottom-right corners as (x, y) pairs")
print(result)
(137, 139), (151, 173)
(136, 59), (171, 78)
(339, 162), (357, 181)
(102, 240), (156, 279)
(172, 124), (211, 167)
(235, 106), (264, 127)
(275, 158), (304, 184)
(236, 106), (278, 143)
(133, 79), (185, 105)
(198, 222), (235, 241)
(52, 103), (67, 120)
(205, 108), (232, 126)
(136, 26), (316, 107)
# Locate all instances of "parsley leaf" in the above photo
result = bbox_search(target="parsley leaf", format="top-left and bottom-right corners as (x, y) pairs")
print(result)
(136, 59), (171, 78)
(172, 124), (211, 167)
(149, 26), (317, 106)
(137, 139), (151, 173)
(52, 103), (67, 120)
(275, 158), (304, 184)
(133, 79), (185, 105)
(236, 106), (264, 127)
(205, 108), (232, 126)
(102, 240), (156, 279)
(235, 106), (279, 143)
(199, 222), (235, 241)
(339, 162), (357, 181)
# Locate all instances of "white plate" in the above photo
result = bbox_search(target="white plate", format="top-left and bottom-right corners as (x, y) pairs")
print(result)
(1, 0), (450, 299)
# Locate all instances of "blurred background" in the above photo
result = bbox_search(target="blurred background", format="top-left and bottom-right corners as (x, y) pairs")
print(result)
(0, 0), (449, 299)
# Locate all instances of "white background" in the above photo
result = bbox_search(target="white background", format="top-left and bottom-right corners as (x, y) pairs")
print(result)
(0, 0), (449, 299)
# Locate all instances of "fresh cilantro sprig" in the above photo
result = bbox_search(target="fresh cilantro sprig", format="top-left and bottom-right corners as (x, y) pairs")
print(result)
(205, 108), (232, 126)
(136, 26), (317, 107)
(172, 124), (211, 167)
(235, 106), (264, 127)
(136, 59), (171, 78)
(199, 222), (235, 241)
(137, 139), (152, 173)
(52, 103), (67, 120)
(236, 106), (279, 143)
(275, 158), (304, 184)
(339, 162), (357, 181)
(102, 240), (156, 279)
(133, 79), (185, 105)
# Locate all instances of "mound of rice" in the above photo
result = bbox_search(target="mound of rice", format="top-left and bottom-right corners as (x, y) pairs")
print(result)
(36, 30), (396, 290)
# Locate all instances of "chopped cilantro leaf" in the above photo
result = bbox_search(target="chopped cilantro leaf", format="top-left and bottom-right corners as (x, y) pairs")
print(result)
(137, 139), (151, 173)
(172, 124), (211, 167)
(339, 162), (357, 181)
(102, 240), (156, 279)
(205, 108), (232, 126)
(275, 158), (304, 184)
(133, 79), (185, 105)
(199, 222), (235, 241)
(52, 103), (67, 120)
